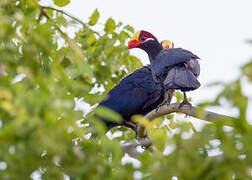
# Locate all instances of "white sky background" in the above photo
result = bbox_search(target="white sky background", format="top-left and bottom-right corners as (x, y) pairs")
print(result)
(60, 0), (252, 124)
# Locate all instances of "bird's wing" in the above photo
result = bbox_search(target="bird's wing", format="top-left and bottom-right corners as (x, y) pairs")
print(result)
(163, 65), (201, 91)
(155, 48), (199, 67)
(152, 48), (200, 82)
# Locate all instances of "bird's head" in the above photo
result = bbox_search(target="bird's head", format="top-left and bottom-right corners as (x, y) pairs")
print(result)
(128, 30), (159, 50)
(161, 40), (174, 49)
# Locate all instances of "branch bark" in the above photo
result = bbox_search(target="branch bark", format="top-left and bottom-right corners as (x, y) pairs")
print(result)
(137, 103), (235, 143)
(145, 103), (235, 124)
(121, 138), (152, 157)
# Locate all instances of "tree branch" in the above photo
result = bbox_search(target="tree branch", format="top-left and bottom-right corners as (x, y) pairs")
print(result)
(145, 103), (235, 125)
(131, 103), (236, 156)
(41, 6), (101, 37)
(120, 137), (160, 157)
(121, 138), (152, 157)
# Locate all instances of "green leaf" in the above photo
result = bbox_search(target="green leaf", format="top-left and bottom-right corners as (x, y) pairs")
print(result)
(124, 25), (134, 33)
(88, 9), (100, 26)
(174, 91), (183, 102)
(104, 18), (116, 34)
(242, 61), (252, 81)
(61, 57), (72, 68)
(94, 106), (122, 123)
(54, 0), (70, 7)
(87, 33), (96, 44)
(56, 15), (68, 27)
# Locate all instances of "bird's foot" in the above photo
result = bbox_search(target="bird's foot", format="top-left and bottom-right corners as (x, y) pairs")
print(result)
(179, 101), (192, 110)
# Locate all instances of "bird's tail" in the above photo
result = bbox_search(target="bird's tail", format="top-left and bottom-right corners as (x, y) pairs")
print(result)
(164, 65), (200, 91)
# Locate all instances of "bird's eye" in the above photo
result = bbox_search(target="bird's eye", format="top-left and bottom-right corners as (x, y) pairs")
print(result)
(141, 37), (145, 41)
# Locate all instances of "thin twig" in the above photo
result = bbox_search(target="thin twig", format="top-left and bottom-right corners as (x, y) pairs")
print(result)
(41, 6), (101, 37)
(121, 138), (152, 157)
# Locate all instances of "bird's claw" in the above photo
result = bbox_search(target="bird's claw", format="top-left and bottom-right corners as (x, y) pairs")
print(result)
(179, 101), (192, 110)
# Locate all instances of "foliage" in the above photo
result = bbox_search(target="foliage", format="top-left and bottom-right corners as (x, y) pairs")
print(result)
(0, 0), (252, 179)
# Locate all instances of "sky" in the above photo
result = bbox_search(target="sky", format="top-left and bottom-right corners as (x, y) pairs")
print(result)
(54, 0), (252, 124)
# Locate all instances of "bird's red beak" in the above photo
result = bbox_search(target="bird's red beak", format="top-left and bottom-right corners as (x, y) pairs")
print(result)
(128, 40), (140, 49)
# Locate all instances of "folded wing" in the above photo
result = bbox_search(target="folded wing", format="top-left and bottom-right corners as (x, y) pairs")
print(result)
(152, 48), (200, 82)
(163, 65), (201, 92)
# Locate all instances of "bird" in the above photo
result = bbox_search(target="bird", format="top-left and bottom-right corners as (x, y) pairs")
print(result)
(128, 30), (200, 108)
(98, 39), (176, 132)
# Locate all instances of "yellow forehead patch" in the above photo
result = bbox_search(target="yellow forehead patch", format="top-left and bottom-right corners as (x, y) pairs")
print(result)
(131, 31), (140, 41)
(162, 40), (174, 48)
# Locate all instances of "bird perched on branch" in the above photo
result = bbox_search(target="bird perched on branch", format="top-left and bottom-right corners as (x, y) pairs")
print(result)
(99, 39), (176, 131)
(128, 30), (200, 108)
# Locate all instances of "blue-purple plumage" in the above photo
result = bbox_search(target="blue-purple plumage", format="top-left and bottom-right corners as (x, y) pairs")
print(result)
(99, 65), (164, 129)
(163, 65), (200, 91)
(151, 48), (200, 84)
